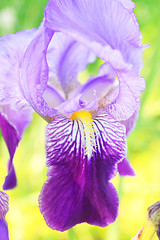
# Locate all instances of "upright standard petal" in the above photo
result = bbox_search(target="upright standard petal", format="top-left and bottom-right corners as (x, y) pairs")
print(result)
(47, 32), (96, 98)
(0, 191), (9, 240)
(0, 106), (32, 189)
(39, 110), (126, 231)
(78, 75), (116, 102)
(45, 0), (143, 72)
(45, 0), (145, 120)
(42, 85), (65, 109)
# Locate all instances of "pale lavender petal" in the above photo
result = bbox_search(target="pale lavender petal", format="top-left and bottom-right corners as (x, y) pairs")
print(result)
(39, 111), (126, 230)
(116, 0), (135, 10)
(45, 0), (145, 119)
(43, 85), (65, 109)
(98, 63), (116, 79)
(45, 0), (143, 72)
(0, 106), (33, 137)
(118, 158), (135, 176)
(121, 108), (140, 137)
(0, 191), (9, 240)
(99, 83), (119, 107)
(0, 29), (39, 186)
(118, 109), (140, 176)
(20, 28), (56, 118)
(78, 75), (116, 102)
(0, 29), (37, 111)
(56, 93), (98, 114)
(47, 32), (96, 97)
(0, 106), (32, 189)
(93, 63), (119, 107)
(81, 93), (98, 110)
(74, 63), (144, 121)
(107, 70), (146, 121)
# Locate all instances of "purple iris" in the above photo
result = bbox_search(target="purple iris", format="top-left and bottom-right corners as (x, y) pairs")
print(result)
(0, 0), (145, 232)
(0, 191), (9, 240)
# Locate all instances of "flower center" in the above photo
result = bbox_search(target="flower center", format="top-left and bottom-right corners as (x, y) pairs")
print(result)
(70, 110), (96, 160)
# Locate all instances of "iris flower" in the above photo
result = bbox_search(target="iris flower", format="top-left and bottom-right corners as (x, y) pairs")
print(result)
(0, 0), (145, 231)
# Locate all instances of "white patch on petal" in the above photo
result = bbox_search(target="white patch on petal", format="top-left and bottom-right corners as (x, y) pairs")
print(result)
(70, 110), (96, 160)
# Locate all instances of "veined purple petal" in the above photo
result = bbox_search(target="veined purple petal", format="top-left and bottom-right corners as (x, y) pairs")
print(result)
(0, 29), (37, 111)
(0, 191), (9, 240)
(39, 166), (119, 231)
(39, 110), (126, 230)
(118, 158), (135, 176)
(45, 110), (126, 173)
(0, 191), (9, 220)
(47, 32), (96, 97)
(45, 0), (143, 73)
(0, 106), (32, 189)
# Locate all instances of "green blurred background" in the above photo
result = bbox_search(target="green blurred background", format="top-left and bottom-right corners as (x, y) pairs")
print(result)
(0, 0), (160, 239)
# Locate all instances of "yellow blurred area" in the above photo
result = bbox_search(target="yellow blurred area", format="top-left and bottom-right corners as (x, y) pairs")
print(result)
(0, 0), (160, 239)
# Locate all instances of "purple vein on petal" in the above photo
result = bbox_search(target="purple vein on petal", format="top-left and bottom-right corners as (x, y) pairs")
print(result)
(0, 191), (9, 240)
(39, 110), (126, 231)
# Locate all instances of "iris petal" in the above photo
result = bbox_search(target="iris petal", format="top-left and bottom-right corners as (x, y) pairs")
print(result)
(121, 108), (140, 137)
(21, 30), (96, 118)
(0, 191), (9, 219)
(0, 220), (9, 240)
(45, 0), (143, 72)
(107, 70), (145, 121)
(20, 28), (56, 118)
(39, 110), (126, 230)
(56, 93), (98, 114)
(0, 106), (32, 189)
(39, 165), (119, 231)
(45, 0), (145, 120)
(45, 110), (126, 168)
(47, 32), (96, 97)
(0, 29), (36, 111)
(78, 75), (116, 102)
(118, 158), (135, 176)
(0, 191), (9, 240)
(43, 85), (65, 109)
